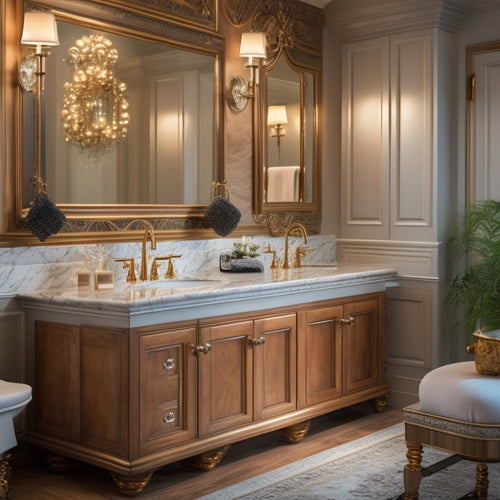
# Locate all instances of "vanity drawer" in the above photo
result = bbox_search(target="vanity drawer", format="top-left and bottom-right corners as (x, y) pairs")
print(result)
(139, 327), (197, 454)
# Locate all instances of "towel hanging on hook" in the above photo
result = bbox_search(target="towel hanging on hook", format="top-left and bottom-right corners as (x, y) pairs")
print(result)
(205, 181), (241, 237)
(25, 176), (66, 242)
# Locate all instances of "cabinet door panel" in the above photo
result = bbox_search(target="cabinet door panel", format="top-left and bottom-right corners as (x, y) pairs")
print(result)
(81, 327), (128, 456)
(34, 321), (80, 441)
(343, 299), (378, 393)
(254, 314), (297, 420)
(199, 321), (253, 436)
(139, 327), (197, 454)
(301, 306), (343, 406)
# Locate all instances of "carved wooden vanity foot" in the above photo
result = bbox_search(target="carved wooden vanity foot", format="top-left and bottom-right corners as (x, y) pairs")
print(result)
(110, 471), (154, 497)
(372, 396), (388, 413)
(283, 420), (311, 443)
(182, 445), (231, 471)
(44, 452), (79, 472)
(0, 454), (11, 500)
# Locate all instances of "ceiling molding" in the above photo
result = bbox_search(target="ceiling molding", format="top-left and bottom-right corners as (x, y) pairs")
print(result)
(325, 0), (471, 41)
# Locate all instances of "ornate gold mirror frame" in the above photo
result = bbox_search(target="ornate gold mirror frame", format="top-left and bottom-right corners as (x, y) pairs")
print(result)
(4, 0), (224, 245)
(222, 0), (324, 235)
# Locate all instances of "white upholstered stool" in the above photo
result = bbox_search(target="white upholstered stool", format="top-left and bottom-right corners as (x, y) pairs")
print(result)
(0, 380), (32, 500)
(402, 361), (500, 499)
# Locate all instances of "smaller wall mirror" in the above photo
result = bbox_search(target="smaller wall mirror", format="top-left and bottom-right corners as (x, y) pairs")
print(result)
(254, 53), (320, 225)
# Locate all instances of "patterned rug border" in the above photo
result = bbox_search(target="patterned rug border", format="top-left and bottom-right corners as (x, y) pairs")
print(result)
(198, 422), (405, 500)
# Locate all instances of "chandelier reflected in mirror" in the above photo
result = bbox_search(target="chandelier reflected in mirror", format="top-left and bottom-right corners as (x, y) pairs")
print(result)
(61, 34), (130, 148)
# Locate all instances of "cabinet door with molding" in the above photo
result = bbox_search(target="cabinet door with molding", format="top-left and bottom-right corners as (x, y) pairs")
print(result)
(253, 314), (297, 420)
(198, 320), (254, 436)
(298, 305), (343, 407)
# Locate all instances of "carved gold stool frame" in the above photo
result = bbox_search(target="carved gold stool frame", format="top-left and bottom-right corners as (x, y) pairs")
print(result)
(402, 403), (500, 499)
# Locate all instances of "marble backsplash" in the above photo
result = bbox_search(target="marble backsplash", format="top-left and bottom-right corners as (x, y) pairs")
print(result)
(0, 235), (336, 297)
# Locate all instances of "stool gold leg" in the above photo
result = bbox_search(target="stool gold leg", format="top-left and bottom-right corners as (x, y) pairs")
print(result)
(403, 440), (423, 500)
(475, 463), (488, 500)
(0, 455), (11, 500)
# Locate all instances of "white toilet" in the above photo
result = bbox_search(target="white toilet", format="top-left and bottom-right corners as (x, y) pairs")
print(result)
(0, 380), (32, 456)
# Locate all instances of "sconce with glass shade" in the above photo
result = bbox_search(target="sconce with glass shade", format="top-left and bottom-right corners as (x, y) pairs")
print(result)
(267, 105), (288, 148)
(19, 10), (59, 194)
(227, 32), (267, 112)
(19, 11), (59, 92)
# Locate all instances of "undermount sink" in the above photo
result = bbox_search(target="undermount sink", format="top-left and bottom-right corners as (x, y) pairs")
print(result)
(302, 263), (338, 268)
(134, 279), (223, 290)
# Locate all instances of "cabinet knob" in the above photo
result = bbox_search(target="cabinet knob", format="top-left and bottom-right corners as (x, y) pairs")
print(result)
(163, 411), (175, 424)
(194, 343), (212, 355)
(340, 316), (355, 326)
(248, 336), (266, 346)
(163, 358), (175, 370)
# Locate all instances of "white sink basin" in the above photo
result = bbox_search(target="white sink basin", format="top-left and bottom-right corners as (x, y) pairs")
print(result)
(135, 279), (223, 290)
(303, 263), (338, 268)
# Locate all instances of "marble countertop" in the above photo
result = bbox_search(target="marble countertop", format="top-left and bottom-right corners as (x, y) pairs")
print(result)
(17, 265), (398, 326)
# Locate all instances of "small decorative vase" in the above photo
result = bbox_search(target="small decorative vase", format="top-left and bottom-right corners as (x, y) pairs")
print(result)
(467, 328), (500, 375)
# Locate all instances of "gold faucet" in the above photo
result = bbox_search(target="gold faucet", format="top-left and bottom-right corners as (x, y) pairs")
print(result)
(282, 222), (308, 269)
(140, 226), (156, 281)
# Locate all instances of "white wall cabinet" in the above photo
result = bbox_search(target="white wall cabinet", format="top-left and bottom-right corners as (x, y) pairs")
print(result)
(341, 29), (451, 243)
(339, 28), (453, 408)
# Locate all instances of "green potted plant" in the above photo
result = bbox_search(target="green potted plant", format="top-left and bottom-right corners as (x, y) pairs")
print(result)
(445, 199), (500, 375)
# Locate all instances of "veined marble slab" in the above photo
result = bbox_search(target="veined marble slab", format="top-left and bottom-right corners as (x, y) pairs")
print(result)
(1, 235), (336, 298)
(17, 264), (397, 328)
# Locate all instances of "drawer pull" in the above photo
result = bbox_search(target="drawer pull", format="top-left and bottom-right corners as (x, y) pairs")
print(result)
(340, 316), (355, 326)
(195, 343), (212, 355)
(163, 358), (175, 370)
(248, 336), (266, 346)
(164, 411), (175, 424)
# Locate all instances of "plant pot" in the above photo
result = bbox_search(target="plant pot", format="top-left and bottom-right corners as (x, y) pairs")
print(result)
(466, 328), (500, 375)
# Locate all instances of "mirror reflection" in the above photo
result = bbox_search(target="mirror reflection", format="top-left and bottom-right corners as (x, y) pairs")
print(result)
(263, 57), (315, 206)
(23, 19), (216, 207)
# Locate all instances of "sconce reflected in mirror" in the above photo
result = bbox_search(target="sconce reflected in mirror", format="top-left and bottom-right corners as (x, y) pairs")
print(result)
(268, 105), (288, 148)
(61, 34), (130, 149)
(227, 32), (267, 112)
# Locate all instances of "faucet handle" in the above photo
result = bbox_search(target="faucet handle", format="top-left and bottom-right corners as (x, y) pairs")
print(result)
(264, 244), (278, 269)
(150, 258), (161, 280)
(115, 258), (137, 283)
(293, 247), (316, 268)
(165, 254), (182, 279)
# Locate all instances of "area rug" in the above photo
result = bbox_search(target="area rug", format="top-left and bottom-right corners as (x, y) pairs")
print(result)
(199, 423), (500, 500)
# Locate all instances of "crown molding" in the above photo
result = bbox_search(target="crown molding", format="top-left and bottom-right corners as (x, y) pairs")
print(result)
(326, 0), (471, 41)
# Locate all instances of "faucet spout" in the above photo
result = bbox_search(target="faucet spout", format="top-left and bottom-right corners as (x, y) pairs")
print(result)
(140, 226), (156, 281)
(282, 222), (307, 269)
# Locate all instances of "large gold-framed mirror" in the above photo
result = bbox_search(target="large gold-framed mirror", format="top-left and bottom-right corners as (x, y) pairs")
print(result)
(12, 0), (224, 242)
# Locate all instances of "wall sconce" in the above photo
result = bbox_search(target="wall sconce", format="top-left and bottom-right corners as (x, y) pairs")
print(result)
(268, 105), (288, 148)
(227, 32), (267, 112)
(19, 11), (59, 92)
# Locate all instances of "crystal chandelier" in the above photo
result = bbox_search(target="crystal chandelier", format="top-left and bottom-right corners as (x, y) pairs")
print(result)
(61, 34), (130, 148)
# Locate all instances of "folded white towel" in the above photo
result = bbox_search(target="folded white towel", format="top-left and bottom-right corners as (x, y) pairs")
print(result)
(267, 166), (300, 202)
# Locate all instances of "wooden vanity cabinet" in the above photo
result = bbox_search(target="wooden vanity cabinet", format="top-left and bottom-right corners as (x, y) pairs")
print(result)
(27, 292), (386, 496)
(198, 313), (297, 436)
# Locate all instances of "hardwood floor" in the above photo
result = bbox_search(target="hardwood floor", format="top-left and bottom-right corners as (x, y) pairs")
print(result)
(8, 403), (402, 499)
